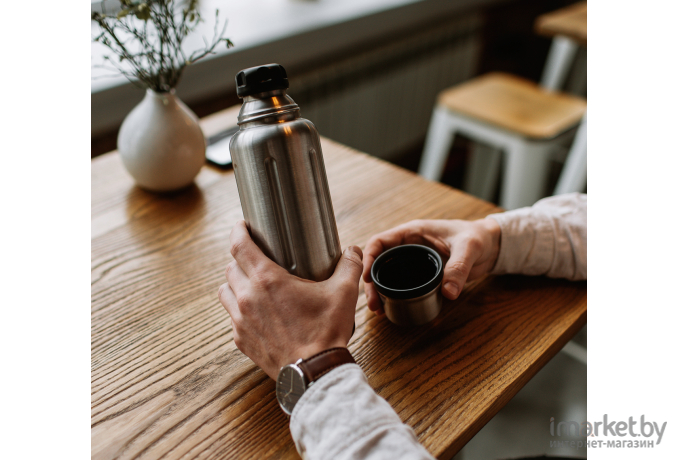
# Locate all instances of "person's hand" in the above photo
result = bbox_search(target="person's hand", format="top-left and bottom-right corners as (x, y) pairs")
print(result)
(218, 221), (363, 379)
(362, 218), (501, 315)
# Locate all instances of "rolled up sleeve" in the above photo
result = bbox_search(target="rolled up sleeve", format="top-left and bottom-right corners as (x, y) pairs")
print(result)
(486, 193), (587, 280)
(290, 364), (434, 460)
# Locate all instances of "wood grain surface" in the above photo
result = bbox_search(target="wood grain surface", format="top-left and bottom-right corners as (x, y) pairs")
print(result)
(535, 1), (587, 45)
(92, 108), (586, 459)
(437, 72), (587, 139)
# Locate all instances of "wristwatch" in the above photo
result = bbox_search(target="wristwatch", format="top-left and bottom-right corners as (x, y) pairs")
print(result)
(275, 347), (355, 416)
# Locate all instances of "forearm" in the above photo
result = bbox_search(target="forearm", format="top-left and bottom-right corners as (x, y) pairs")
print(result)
(486, 193), (587, 280)
(290, 364), (434, 460)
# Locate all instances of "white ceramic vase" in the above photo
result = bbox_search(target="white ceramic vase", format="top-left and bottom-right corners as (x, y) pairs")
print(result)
(118, 89), (206, 192)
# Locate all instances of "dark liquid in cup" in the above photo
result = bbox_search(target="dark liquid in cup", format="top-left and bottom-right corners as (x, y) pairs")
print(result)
(376, 252), (439, 290)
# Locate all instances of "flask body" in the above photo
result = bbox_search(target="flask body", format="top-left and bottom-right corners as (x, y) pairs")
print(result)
(229, 90), (341, 281)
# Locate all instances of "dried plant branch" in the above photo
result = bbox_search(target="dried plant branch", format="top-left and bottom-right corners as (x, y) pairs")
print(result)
(92, 0), (234, 92)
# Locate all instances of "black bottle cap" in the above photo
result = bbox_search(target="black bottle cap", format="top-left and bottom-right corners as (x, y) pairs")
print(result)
(235, 64), (289, 97)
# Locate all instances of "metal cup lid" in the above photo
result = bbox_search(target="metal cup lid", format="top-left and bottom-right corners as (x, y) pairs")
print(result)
(370, 244), (443, 300)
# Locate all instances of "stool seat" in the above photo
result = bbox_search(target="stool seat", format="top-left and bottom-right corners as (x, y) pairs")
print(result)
(438, 72), (586, 139)
(535, 1), (587, 45)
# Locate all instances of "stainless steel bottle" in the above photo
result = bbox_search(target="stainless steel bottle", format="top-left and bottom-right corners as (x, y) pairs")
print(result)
(229, 64), (342, 281)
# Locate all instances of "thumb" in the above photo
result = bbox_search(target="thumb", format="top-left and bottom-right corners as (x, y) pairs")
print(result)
(441, 242), (479, 300)
(330, 246), (364, 289)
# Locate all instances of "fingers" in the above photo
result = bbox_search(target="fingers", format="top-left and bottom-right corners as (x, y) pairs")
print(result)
(218, 283), (249, 356)
(362, 223), (424, 283)
(218, 282), (241, 324)
(330, 246), (364, 292)
(229, 221), (280, 277)
(364, 281), (384, 315)
(441, 238), (484, 300)
(225, 260), (249, 298)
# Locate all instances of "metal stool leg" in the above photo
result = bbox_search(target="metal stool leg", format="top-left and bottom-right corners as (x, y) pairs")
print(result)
(561, 341), (587, 365)
(500, 140), (553, 210)
(463, 143), (503, 202)
(554, 113), (587, 195)
(540, 35), (579, 91)
(418, 106), (456, 181)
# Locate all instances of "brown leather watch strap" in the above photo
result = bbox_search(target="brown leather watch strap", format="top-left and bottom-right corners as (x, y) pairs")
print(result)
(298, 347), (355, 384)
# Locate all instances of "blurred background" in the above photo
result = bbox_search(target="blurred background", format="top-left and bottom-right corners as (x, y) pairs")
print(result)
(92, 1), (586, 457)
(92, 0), (586, 202)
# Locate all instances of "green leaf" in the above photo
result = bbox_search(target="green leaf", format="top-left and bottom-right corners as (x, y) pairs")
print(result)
(117, 9), (130, 19)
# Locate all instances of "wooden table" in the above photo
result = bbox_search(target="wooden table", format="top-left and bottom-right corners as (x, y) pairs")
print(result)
(92, 106), (587, 459)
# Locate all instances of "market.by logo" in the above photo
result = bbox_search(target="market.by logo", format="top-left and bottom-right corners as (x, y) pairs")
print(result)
(549, 414), (667, 449)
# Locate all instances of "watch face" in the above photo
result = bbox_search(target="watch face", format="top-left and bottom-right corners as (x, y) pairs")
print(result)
(276, 365), (306, 416)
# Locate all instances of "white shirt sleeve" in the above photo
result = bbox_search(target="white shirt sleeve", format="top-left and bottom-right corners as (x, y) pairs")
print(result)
(290, 363), (435, 460)
(487, 193), (587, 280)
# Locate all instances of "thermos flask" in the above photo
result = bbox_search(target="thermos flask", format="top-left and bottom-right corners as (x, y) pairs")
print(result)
(229, 64), (342, 281)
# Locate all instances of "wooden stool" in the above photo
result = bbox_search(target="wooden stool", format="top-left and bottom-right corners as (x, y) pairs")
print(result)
(536, 2), (588, 196)
(418, 72), (586, 209)
(536, 1), (587, 92)
(419, 3), (587, 209)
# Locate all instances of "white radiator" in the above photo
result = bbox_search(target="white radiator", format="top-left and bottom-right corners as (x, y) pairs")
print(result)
(288, 12), (483, 161)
